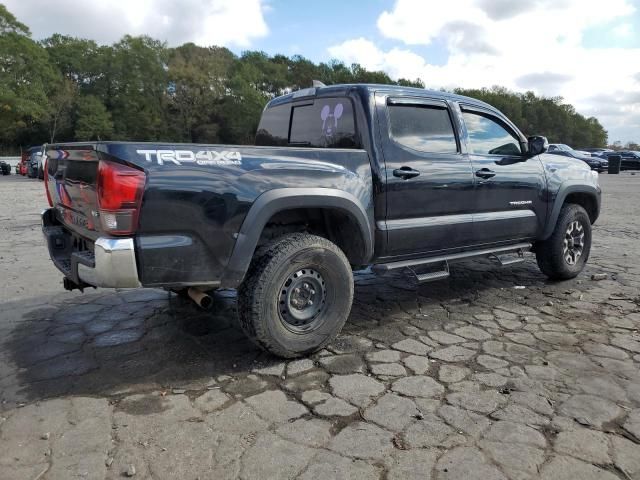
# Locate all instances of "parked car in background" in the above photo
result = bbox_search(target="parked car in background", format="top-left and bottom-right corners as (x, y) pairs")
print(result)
(579, 148), (613, 158)
(27, 145), (44, 179)
(37, 156), (45, 179)
(548, 143), (592, 157)
(18, 151), (29, 175)
(547, 144), (608, 172)
(603, 151), (640, 170)
(0, 160), (11, 175)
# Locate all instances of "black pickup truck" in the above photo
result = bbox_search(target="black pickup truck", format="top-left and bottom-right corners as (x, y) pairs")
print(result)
(42, 83), (601, 357)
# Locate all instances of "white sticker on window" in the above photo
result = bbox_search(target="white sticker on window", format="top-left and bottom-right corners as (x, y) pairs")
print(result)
(320, 103), (344, 139)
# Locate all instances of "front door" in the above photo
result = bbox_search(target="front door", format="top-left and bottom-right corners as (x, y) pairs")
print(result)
(377, 94), (476, 258)
(459, 106), (547, 244)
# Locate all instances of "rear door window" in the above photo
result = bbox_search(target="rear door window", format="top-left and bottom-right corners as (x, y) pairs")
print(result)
(289, 99), (357, 148)
(388, 104), (458, 153)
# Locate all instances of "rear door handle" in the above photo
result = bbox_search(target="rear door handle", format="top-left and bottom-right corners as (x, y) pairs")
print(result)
(475, 168), (496, 179)
(393, 167), (420, 179)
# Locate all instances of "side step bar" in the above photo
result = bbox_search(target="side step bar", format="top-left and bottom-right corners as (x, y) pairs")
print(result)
(372, 243), (532, 283)
(416, 263), (450, 283)
(489, 250), (526, 266)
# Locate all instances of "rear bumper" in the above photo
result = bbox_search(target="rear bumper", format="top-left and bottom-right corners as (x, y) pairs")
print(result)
(78, 237), (141, 288)
(42, 208), (141, 288)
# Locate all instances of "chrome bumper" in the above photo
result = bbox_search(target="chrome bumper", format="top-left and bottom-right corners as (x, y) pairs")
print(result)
(78, 237), (141, 288)
(42, 208), (141, 289)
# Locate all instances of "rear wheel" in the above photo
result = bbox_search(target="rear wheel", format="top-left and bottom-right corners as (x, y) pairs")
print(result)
(238, 233), (353, 358)
(535, 204), (592, 280)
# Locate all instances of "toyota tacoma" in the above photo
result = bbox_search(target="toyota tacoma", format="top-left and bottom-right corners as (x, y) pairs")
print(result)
(42, 83), (601, 357)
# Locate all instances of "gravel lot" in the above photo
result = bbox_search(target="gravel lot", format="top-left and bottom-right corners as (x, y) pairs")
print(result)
(1, 172), (639, 480)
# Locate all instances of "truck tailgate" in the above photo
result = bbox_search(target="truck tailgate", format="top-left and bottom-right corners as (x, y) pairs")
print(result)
(45, 144), (145, 241)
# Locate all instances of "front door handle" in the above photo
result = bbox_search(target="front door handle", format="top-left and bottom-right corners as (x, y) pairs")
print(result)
(475, 168), (496, 179)
(393, 166), (420, 179)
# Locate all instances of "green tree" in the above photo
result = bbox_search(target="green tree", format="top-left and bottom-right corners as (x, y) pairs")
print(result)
(41, 34), (101, 88)
(74, 95), (113, 140)
(108, 35), (169, 140)
(166, 43), (234, 142)
(397, 78), (425, 88)
(45, 77), (76, 142)
(287, 55), (321, 90)
(243, 51), (289, 96)
(219, 65), (270, 144)
(454, 86), (608, 147)
(0, 3), (28, 34)
(0, 5), (58, 147)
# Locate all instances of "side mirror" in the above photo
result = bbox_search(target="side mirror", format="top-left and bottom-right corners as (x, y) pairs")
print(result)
(528, 136), (548, 156)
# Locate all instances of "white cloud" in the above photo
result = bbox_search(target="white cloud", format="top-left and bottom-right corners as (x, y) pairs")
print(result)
(327, 38), (428, 81)
(378, 0), (479, 45)
(330, 0), (639, 142)
(5, 0), (269, 47)
(378, 0), (635, 51)
(613, 23), (633, 38)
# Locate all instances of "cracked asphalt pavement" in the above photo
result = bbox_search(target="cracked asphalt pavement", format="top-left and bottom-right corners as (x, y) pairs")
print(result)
(1, 173), (640, 479)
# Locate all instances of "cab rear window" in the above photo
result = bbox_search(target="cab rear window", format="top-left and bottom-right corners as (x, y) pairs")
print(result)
(255, 98), (358, 149)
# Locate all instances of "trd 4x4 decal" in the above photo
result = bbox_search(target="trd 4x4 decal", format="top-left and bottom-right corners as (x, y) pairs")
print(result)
(136, 149), (242, 166)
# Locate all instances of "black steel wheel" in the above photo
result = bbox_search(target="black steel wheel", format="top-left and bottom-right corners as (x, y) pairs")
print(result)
(238, 233), (353, 358)
(278, 268), (327, 332)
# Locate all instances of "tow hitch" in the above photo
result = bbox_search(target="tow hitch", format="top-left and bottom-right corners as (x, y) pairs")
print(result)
(63, 277), (94, 292)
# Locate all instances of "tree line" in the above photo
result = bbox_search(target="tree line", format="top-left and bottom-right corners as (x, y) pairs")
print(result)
(0, 4), (608, 155)
(453, 87), (608, 148)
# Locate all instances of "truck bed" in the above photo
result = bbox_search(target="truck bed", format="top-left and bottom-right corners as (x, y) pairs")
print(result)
(44, 141), (373, 287)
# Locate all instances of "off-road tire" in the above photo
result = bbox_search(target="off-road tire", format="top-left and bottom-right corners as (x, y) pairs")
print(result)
(238, 233), (354, 358)
(536, 203), (592, 280)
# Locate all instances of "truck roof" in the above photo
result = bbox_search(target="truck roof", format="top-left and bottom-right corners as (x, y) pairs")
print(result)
(267, 83), (500, 114)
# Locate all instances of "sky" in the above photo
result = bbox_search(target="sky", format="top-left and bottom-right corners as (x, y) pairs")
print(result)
(7, 0), (640, 144)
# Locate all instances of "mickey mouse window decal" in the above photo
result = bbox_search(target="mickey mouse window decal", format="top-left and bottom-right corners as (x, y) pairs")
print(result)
(288, 99), (356, 148)
(320, 103), (344, 139)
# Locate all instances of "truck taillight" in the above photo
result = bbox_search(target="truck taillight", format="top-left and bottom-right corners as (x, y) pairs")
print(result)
(44, 157), (53, 207)
(97, 160), (146, 235)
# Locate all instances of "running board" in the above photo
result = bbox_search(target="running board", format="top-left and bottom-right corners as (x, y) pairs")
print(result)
(372, 243), (532, 275)
(489, 250), (526, 266)
(415, 263), (450, 283)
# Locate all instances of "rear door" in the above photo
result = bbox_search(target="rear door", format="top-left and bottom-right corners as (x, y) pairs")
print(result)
(459, 105), (546, 244)
(376, 94), (475, 257)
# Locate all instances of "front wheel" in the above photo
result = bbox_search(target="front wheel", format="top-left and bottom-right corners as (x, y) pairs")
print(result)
(535, 204), (592, 280)
(238, 233), (354, 358)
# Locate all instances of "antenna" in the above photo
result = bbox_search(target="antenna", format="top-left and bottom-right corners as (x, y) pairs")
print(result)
(312, 80), (326, 88)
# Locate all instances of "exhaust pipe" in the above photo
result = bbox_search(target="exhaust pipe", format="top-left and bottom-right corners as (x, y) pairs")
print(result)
(188, 287), (213, 310)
